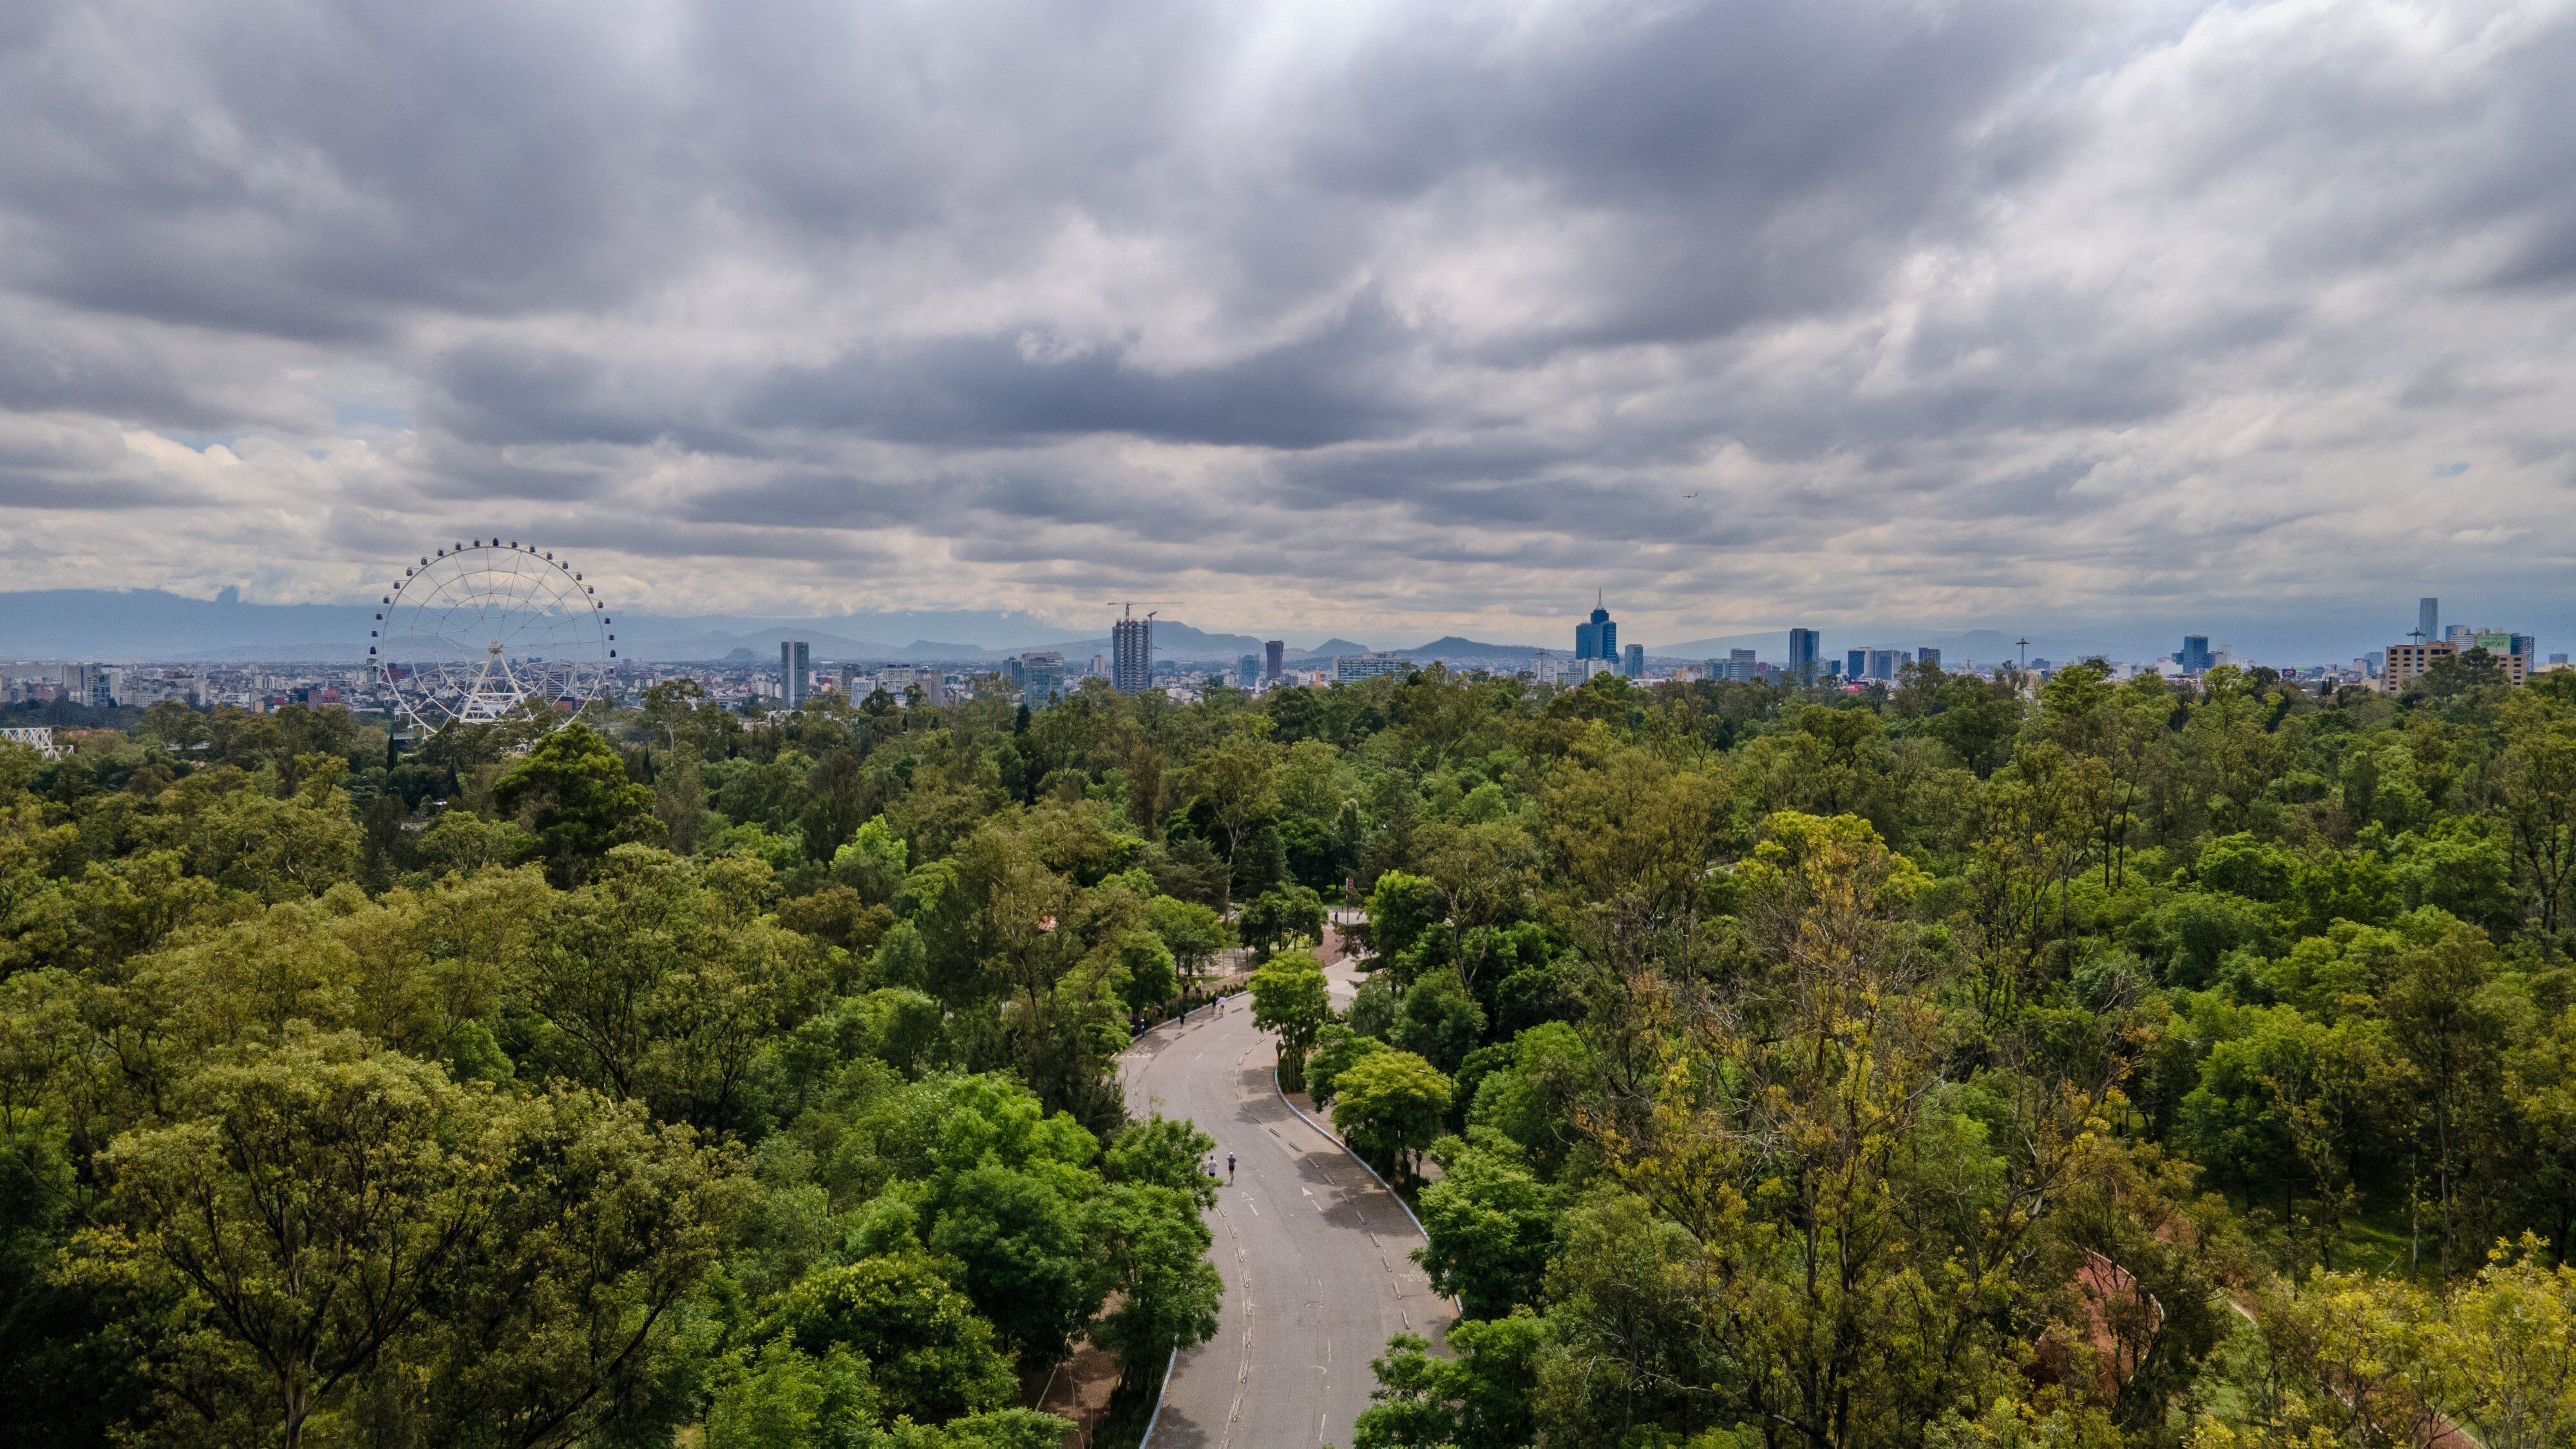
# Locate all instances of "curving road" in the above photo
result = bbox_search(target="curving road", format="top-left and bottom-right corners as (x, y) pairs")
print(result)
(1119, 958), (1452, 1448)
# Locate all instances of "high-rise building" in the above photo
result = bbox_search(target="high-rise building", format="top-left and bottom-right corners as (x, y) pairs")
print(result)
(2174, 636), (2213, 674)
(1917, 647), (1941, 669)
(1866, 649), (1900, 682)
(1846, 649), (1868, 680)
(1622, 643), (1644, 679)
(1018, 652), (1065, 705)
(1112, 610), (1154, 693)
(60, 663), (106, 708)
(1264, 640), (1284, 683)
(2419, 598), (2439, 644)
(1237, 654), (1260, 688)
(1787, 628), (1820, 682)
(1576, 593), (1616, 661)
(780, 641), (811, 707)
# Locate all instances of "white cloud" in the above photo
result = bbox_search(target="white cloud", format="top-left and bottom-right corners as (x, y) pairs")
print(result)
(1, 0), (2572, 656)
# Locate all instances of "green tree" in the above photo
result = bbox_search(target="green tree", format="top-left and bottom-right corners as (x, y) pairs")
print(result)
(705, 1336), (878, 1449)
(2441, 1235), (2576, 1449)
(1083, 1181), (1223, 1390)
(392, 1084), (753, 1447)
(1330, 1050), (1452, 1182)
(414, 807), (535, 876)
(1392, 969), (1486, 1077)
(2494, 706), (2576, 934)
(767, 1253), (1019, 1425)
(1365, 870), (1443, 963)
(1185, 732), (1280, 877)
(1351, 1311), (1544, 1448)
(833, 817), (912, 907)
(1103, 1114), (1219, 1210)
(1305, 1024), (1388, 1106)
(1249, 951), (1333, 1090)
(1236, 883), (1324, 961)
(515, 847), (821, 1132)
(492, 723), (663, 885)
(928, 1164), (1102, 1371)
(1112, 929), (1179, 1012)
(1413, 1132), (1562, 1319)
(75, 1037), (503, 1448)
(1464, 1019), (1594, 1179)
(1145, 895), (1228, 983)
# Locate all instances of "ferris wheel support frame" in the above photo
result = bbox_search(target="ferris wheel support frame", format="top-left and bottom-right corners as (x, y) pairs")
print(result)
(369, 538), (620, 736)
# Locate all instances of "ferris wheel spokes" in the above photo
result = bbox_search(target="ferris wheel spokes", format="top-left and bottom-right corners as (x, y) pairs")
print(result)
(372, 539), (614, 735)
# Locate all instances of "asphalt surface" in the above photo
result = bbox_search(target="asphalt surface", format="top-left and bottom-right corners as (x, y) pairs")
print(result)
(1120, 959), (1452, 1449)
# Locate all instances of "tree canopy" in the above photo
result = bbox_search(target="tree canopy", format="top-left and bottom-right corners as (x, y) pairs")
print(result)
(13, 655), (2576, 1446)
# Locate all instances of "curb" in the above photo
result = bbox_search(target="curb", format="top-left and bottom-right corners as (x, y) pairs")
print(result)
(1278, 954), (1462, 1311)
(1133, 1345), (1179, 1448)
(1271, 1064), (1437, 1247)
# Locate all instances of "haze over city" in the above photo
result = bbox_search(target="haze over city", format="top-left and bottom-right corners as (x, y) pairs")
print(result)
(5, 1), (2574, 662)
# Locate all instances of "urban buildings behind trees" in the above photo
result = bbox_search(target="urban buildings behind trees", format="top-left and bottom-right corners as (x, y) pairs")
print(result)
(1336, 653), (1409, 682)
(1264, 639), (1283, 683)
(1622, 643), (1643, 679)
(1014, 652), (1065, 705)
(1706, 647), (1758, 682)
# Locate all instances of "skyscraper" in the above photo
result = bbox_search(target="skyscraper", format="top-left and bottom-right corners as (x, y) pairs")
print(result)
(2418, 597), (2439, 644)
(1112, 609), (1154, 693)
(1018, 652), (1065, 705)
(780, 641), (810, 707)
(1787, 628), (1820, 682)
(1238, 654), (1260, 688)
(1846, 649), (1868, 680)
(2174, 636), (2213, 674)
(1917, 647), (1941, 669)
(1576, 592), (1616, 661)
(1264, 639), (1284, 683)
(1622, 643), (1643, 679)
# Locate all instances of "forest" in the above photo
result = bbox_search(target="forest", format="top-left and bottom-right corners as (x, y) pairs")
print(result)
(6, 646), (2576, 1448)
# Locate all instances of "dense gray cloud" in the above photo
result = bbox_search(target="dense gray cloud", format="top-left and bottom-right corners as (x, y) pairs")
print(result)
(2, 0), (2573, 656)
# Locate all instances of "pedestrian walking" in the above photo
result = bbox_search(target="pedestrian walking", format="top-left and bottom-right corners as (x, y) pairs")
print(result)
(1226, 1153), (1236, 1182)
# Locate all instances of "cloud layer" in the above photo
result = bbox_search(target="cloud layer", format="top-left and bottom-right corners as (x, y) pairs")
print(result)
(3, 0), (2572, 655)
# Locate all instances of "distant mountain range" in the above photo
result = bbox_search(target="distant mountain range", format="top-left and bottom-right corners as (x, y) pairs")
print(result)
(0, 589), (2186, 670)
(0, 589), (1408, 665)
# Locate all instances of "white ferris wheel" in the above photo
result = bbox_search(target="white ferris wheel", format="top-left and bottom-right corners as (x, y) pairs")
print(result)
(371, 538), (618, 734)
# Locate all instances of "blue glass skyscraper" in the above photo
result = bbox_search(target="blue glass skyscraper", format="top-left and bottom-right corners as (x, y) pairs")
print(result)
(1575, 593), (1616, 661)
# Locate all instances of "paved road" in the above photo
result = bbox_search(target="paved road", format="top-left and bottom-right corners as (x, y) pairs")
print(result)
(1120, 959), (1451, 1448)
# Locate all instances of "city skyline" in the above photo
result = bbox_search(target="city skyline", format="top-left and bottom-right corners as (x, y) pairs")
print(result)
(0, 580), (2562, 673)
(2, 4), (2572, 645)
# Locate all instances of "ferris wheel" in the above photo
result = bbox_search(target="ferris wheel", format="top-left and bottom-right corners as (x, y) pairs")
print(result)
(370, 538), (617, 734)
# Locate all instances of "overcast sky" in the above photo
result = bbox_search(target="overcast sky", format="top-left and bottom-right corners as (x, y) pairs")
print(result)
(2, 0), (2571, 656)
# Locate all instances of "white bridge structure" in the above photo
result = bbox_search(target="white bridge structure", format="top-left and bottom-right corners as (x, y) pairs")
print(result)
(0, 726), (64, 760)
